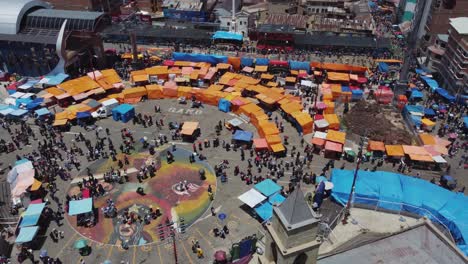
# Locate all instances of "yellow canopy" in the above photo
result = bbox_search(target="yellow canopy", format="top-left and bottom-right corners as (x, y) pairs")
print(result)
(326, 130), (346, 145)
(30, 179), (42, 191)
(255, 65), (268, 72)
(53, 119), (68, 126)
(385, 145), (404, 157)
(270, 143), (285, 153)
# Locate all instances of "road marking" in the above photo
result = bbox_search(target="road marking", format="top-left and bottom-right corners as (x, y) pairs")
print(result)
(56, 233), (78, 258)
(195, 228), (214, 250)
(157, 245), (164, 264)
(180, 240), (195, 264)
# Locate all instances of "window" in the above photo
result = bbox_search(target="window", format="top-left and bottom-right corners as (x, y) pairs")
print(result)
(227, 22), (230, 26)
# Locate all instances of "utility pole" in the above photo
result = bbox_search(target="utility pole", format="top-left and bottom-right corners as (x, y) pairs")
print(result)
(342, 135), (367, 224)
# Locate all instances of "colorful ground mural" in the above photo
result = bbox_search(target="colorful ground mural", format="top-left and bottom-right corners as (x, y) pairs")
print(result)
(66, 147), (216, 246)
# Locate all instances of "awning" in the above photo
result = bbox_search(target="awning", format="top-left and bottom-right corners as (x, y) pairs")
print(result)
(255, 179), (281, 197)
(15, 226), (39, 243)
(408, 154), (433, 162)
(432, 155), (447, 163)
(228, 118), (243, 127)
(385, 145), (404, 157)
(238, 189), (267, 208)
(68, 198), (93, 215)
(253, 138), (268, 149)
(368, 140), (385, 152)
(325, 141), (343, 152)
(233, 130), (253, 142)
(254, 202), (273, 221)
(312, 137), (326, 146)
(181, 121), (199, 135)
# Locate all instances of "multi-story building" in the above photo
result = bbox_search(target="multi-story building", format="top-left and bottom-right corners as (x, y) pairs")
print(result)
(437, 17), (468, 95)
(424, 0), (468, 44)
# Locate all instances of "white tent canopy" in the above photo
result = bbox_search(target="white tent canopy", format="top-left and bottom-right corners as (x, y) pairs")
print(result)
(238, 189), (267, 208)
(313, 131), (328, 139)
(432, 155), (447, 163)
(314, 119), (329, 129)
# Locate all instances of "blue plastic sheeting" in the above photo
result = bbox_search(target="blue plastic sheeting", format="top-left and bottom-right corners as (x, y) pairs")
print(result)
(26, 98), (44, 110)
(403, 104), (424, 115)
(268, 193), (286, 205)
(421, 76), (439, 91)
(172, 52), (228, 64)
(0, 104), (10, 110)
(15, 159), (31, 166)
(241, 57), (254, 67)
(254, 202), (273, 221)
(212, 31), (243, 41)
(255, 179), (281, 197)
(0, 108), (15, 116)
(351, 89), (363, 100)
(16, 98), (33, 108)
(15, 226), (39, 243)
(464, 116), (468, 129)
(424, 108), (436, 116)
(330, 169), (468, 255)
(44, 73), (69, 86)
(233, 130), (253, 142)
(341, 86), (351, 92)
(410, 115), (422, 126)
(218, 98), (231, 113)
(17, 80), (38, 90)
(255, 58), (269, 66)
(410, 89), (423, 99)
(415, 68), (425, 75)
(69, 198), (93, 216)
(378, 62), (389, 72)
(24, 203), (46, 216)
(19, 214), (41, 227)
(9, 109), (28, 117)
(112, 104), (135, 123)
(289, 61), (310, 72)
(436, 88), (456, 102)
(35, 108), (50, 117)
(76, 112), (91, 119)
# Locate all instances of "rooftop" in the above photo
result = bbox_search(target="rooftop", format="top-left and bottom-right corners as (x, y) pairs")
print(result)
(449, 17), (468, 35)
(274, 187), (319, 230)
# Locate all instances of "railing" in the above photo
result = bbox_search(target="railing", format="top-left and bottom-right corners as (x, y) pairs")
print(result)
(349, 195), (456, 243)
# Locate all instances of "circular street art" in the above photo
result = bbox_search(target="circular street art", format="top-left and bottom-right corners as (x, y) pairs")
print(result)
(66, 147), (216, 246)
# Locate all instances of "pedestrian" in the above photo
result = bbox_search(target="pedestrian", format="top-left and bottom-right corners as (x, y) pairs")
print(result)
(196, 247), (204, 258)
(210, 206), (216, 216)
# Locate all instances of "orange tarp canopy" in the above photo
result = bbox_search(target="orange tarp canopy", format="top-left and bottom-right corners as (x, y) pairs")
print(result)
(402, 145), (431, 156)
(324, 114), (340, 129)
(53, 119), (68, 126)
(217, 63), (231, 70)
(46, 87), (65, 96)
(368, 140), (385, 152)
(270, 143), (285, 153)
(327, 72), (350, 82)
(285, 77), (296, 83)
(326, 130), (346, 144)
(190, 71), (199, 80)
(146, 84), (164, 99)
(145, 66), (168, 75)
(266, 82), (278, 87)
(228, 57), (241, 71)
(325, 141), (343, 152)
(266, 134), (282, 145)
(174, 61), (194, 67)
(259, 121), (280, 136)
(424, 144), (448, 155)
(385, 145), (404, 156)
(58, 76), (100, 96)
(208, 84), (224, 91)
(310, 62), (368, 73)
(131, 74), (149, 83)
(168, 67), (181, 75)
(101, 69), (122, 84)
(419, 133), (436, 145)
(122, 86), (147, 99)
(312, 137), (326, 146)
(260, 74), (274, 80)
(408, 154), (433, 162)
(281, 102), (303, 115)
(255, 65), (268, 72)
(181, 122), (199, 135)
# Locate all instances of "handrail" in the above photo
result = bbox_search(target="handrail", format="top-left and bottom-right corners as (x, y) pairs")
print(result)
(351, 195), (456, 243)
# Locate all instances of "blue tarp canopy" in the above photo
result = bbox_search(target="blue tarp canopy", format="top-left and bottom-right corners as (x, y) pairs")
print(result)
(15, 226), (39, 243)
(421, 76), (439, 91)
(172, 52), (228, 64)
(35, 108), (50, 117)
(341, 86), (351, 92)
(410, 115), (422, 126)
(9, 109), (28, 117)
(255, 179), (281, 197)
(112, 104), (135, 123)
(415, 68), (426, 75)
(254, 202), (273, 221)
(403, 104), (424, 115)
(16, 98), (33, 108)
(255, 58), (269, 66)
(69, 198), (93, 216)
(436, 88), (456, 102)
(24, 203), (46, 216)
(17, 80), (38, 90)
(233, 130), (253, 142)
(15, 159), (31, 166)
(410, 89), (423, 100)
(218, 98), (231, 113)
(43, 73), (69, 86)
(351, 89), (363, 97)
(464, 116), (468, 129)
(268, 193), (286, 205)
(212, 31), (243, 41)
(289, 61), (310, 72)
(76, 112), (91, 119)
(241, 57), (254, 67)
(0, 104), (10, 110)
(0, 108), (15, 116)
(330, 169), (468, 255)
(19, 214), (41, 227)
(26, 98), (44, 110)
(378, 62), (389, 72)
(424, 108), (436, 116)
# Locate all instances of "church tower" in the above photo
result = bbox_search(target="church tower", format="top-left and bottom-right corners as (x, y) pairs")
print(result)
(262, 188), (321, 264)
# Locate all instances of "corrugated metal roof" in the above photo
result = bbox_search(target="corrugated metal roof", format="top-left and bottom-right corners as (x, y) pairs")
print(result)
(27, 9), (104, 21)
(0, 0), (51, 35)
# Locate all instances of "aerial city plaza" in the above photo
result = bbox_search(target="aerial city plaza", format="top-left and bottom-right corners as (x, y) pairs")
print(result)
(0, 0), (467, 263)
